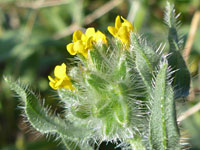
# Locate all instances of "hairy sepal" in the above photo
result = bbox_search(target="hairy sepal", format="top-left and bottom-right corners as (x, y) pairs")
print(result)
(131, 33), (160, 93)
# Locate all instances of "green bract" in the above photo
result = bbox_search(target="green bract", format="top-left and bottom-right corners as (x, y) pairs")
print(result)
(5, 2), (190, 150)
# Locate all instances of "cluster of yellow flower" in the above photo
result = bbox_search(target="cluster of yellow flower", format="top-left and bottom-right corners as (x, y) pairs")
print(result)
(48, 16), (133, 90)
(108, 16), (133, 47)
(48, 63), (74, 90)
(66, 28), (107, 59)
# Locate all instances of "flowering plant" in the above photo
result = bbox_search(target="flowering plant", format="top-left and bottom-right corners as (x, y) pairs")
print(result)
(5, 2), (190, 150)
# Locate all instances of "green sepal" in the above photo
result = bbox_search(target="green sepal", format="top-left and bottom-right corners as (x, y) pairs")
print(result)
(95, 99), (113, 118)
(61, 136), (81, 150)
(61, 135), (93, 150)
(114, 102), (129, 126)
(71, 104), (91, 119)
(131, 33), (159, 92)
(128, 136), (146, 150)
(113, 57), (127, 81)
(89, 47), (108, 72)
(87, 73), (108, 91)
(110, 83), (129, 126)
(58, 88), (79, 104)
(103, 116), (117, 137)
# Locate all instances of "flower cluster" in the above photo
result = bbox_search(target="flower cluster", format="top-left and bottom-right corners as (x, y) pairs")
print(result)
(108, 16), (133, 47)
(66, 27), (107, 59)
(48, 63), (73, 90)
(48, 16), (133, 90)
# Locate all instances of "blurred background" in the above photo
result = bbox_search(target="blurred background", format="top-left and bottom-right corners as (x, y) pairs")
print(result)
(0, 0), (200, 149)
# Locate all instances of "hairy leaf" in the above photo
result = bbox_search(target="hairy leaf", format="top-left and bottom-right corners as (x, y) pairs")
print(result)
(165, 2), (190, 98)
(4, 78), (89, 139)
(149, 61), (180, 150)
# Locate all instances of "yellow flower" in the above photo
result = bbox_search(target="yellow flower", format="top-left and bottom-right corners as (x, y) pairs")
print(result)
(66, 27), (107, 59)
(107, 16), (133, 47)
(48, 63), (74, 90)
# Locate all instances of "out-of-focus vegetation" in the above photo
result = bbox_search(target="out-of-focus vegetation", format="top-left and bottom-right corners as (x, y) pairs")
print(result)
(0, 0), (200, 149)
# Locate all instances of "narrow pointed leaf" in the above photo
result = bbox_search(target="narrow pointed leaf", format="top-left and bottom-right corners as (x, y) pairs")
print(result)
(165, 2), (190, 98)
(149, 62), (180, 150)
(5, 78), (89, 139)
(131, 33), (159, 92)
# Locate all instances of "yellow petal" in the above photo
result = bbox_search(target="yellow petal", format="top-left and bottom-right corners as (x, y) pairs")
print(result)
(63, 79), (74, 90)
(85, 27), (95, 38)
(86, 36), (93, 49)
(48, 76), (55, 83)
(115, 15), (122, 29)
(81, 51), (88, 59)
(55, 78), (64, 88)
(121, 16), (133, 31)
(95, 30), (107, 44)
(74, 40), (85, 53)
(107, 26), (117, 37)
(49, 82), (57, 90)
(54, 63), (67, 79)
(66, 43), (77, 55)
(73, 30), (83, 42)
(81, 34), (86, 42)
(118, 26), (130, 44)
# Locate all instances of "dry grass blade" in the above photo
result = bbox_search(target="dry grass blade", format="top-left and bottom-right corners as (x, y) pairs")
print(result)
(53, 23), (82, 40)
(183, 11), (200, 62)
(183, 11), (200, 101)
(178, 102), (200, 122)
(84, 0), (123, 24)
(16, 0), (71, 9)
(53, 0), (124, 40)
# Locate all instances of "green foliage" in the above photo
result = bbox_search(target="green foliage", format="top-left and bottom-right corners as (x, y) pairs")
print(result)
(149, 61), (180, 150)
(165, 2), (191, 98)
(2, 0), (199, 150)
(4, 77), (92, 150)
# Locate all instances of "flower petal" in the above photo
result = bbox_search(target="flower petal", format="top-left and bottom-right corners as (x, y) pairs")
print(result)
(48, 76), (55, 83)
(73, 30), (83, 42)
(55, 78), (64, 88)
(121, 16), (133, 31)
(74, 40), (85, 53)
(85, 27), (95, 38)
(49, 81), (57, 90)
(86, 36), (93, 49)
(115, 15), (122, 29)
(107, 26), (117, 37)
(63, 79), (74, 90)
(54, 63), (67, 79)
(95, 30), (107, 44)
(66, 43), (77, 55)
(118, 26), (130, 44)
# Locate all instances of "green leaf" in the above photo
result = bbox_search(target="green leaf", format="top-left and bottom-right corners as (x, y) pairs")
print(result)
(4, 78), (89, 139)
(167, 50), (190, 98)
(128, 136), (146, 150)
(87, 73), (108, 91)
(89, 47), (109, 72)
(61, 135), (93, 150)
(165, 2), (190, 98)
(131, 33), (159, 92)
(149, 61), (180, 150)
(112, 57), (127, 80)
(61, 136), (80, 150)
(71, 104), (91, 119)
(90, 49), (104, 71)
